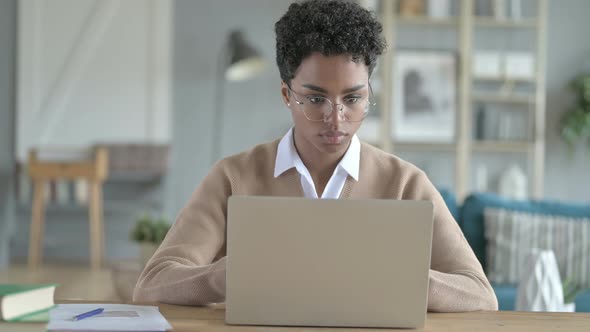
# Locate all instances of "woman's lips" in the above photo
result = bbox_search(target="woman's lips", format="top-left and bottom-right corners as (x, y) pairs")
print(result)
(320, 131), (347, 144)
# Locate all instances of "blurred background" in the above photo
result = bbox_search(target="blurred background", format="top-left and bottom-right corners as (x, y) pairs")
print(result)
(0, 0), (589, 310)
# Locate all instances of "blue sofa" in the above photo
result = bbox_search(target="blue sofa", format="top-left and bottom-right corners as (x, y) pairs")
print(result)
(440, 190), (590, 312)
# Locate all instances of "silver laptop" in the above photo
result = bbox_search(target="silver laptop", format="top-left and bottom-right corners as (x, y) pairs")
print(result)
(225, 196), (434, 328)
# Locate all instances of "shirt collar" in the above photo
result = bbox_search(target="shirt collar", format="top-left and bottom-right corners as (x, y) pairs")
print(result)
(274, 127), (360, 181)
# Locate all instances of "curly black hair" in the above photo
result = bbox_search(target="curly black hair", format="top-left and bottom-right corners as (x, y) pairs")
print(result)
(275, 0), (387, 85)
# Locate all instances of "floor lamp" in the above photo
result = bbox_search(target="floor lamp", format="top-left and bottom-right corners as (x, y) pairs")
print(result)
(211, 30), (267, 164)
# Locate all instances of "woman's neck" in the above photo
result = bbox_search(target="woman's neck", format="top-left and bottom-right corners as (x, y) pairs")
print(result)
(292, 131), (349, 195)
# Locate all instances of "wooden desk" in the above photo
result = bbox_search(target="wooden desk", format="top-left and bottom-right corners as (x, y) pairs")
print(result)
(3, 304), (590, 332)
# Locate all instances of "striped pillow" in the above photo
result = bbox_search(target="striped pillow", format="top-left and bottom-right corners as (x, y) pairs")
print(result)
(484, 208), (590, 287)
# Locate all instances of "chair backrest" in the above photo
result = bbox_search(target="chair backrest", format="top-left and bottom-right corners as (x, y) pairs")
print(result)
(27, 147), (109, 182)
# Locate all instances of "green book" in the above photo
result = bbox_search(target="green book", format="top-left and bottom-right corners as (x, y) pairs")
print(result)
(9, 307), (52, 322)
(0, 284), (57, 322)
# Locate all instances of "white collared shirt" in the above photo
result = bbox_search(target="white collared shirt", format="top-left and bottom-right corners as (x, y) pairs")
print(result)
(274, 128), (360, 199)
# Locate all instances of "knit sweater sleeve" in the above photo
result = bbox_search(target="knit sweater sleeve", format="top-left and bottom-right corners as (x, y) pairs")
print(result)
(404, 170), (498, 312)
(133, 161), (230, 305)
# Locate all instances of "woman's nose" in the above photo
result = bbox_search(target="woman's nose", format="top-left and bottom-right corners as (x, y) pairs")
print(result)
(324, 103), (346, 124)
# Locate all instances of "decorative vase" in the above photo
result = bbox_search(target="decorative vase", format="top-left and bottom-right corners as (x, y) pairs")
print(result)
(140, 243), (159, 267)
(558, 302), (576, 312)
(515, 249), (564, 311)
(498, 164), (528, 200)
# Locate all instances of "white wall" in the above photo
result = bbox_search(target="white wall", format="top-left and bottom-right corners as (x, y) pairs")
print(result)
(0, 0), (16, 268)
(0, 0), (16, 172)
(16, 0), (172, 162)
(544, 0), (590, 203)
(166, 0), (292, 216)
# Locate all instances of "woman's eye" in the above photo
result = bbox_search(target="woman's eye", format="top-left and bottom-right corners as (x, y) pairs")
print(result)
(308, 97), (326, 104)
(345, 97), (360, 104)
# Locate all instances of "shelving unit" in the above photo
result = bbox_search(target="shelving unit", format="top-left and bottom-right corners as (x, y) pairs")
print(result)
(395, 142), (457, 152)
(472, 76), (536, 83)
(369, 0), (547, 200)
(471, 93), (536, 104)
(474, 17), (538, 28)
(471, 141), (532, 153)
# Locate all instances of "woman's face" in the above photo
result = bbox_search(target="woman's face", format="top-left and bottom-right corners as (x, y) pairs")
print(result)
(281, 53), (370, 157)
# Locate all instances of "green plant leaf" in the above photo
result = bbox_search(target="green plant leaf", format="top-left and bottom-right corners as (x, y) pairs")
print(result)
(130, 214), (171, 244)
(562, 126), (578, 146)
(562, 278), (590, 304)
(560, 75), (590, 153)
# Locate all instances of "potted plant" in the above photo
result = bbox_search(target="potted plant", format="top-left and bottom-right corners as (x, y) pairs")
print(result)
(130, 214), (171, 266)
(561, 278), (589, 312)
(561, 73), (590, 153)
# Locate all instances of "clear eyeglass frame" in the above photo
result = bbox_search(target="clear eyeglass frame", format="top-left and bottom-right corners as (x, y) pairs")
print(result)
(287, 84), (377, 122)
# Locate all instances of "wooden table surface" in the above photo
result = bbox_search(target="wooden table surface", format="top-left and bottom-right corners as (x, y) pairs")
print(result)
(3, 303), (590, 332)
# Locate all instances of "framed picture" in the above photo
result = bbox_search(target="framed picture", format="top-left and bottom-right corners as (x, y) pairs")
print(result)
(392, 51), (457, 142)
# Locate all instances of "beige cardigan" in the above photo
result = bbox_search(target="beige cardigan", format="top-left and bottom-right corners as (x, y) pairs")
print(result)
(133, 139), (498, 312)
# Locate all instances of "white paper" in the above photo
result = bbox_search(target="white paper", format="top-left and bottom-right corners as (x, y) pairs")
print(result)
(47, 304), (172, 331)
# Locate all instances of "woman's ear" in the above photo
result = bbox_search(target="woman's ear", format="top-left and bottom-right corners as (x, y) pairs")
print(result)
(280, 81), (290, 107)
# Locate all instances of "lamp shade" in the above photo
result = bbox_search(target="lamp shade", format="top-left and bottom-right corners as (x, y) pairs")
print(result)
(224, 30), (266, 81)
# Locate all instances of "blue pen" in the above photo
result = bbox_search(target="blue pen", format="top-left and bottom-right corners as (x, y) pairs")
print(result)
(72, 308), (104, 321)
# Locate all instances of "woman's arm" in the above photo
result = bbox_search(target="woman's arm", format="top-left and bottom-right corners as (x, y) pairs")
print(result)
(405, 171), (498, 312)
(133, 161), (230, 305)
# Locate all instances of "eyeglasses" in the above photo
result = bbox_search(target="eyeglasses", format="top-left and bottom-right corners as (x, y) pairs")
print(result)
(287, 84), (376, 122)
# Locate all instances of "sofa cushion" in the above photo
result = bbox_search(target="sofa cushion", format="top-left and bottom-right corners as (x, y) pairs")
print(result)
(460, 192), (590, 270)
(484, 208), (590, 287)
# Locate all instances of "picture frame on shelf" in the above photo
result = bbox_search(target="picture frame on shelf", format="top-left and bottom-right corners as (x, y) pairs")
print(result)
(392, 51), (457, 143)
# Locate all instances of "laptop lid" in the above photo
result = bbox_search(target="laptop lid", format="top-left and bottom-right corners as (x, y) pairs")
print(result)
(226, 196), (434, 328)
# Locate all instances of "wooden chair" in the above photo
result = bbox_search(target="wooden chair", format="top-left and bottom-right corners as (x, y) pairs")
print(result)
(27, 147), (109, 269)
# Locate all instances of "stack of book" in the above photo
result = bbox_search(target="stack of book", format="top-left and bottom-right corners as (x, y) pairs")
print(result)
(0, 284), (57, 322)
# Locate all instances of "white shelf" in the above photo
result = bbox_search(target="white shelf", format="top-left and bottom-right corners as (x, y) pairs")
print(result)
(474, 17), (538, 28)
(472, 93), (535, 104)
(396, 16), (459, 27)
(394, 142), (456, 152)
(472, 141), (532, 153)
(472, 76), (536, 84)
